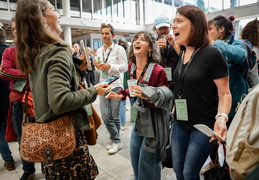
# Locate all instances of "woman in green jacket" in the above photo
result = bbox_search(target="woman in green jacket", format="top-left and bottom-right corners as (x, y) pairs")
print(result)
(15, 0), (111, 179)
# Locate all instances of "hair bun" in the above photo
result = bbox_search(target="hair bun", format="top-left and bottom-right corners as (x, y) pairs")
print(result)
(229, 16), (235, 21)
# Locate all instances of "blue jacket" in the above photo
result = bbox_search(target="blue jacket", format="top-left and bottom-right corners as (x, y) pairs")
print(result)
(214, 35), (250, 117)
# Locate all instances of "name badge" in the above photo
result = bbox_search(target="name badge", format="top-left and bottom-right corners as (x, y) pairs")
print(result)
(84, 104), (93, 116)
(175, 99), (188, 121)
(164, 67), (172, 81)
(13, 80), (27, 92)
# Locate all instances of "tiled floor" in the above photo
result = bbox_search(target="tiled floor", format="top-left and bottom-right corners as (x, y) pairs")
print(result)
(0, 141), (134, 180)
(0, 96), (179, 180)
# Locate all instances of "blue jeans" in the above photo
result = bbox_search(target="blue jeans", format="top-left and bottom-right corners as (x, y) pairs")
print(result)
(130, 124), (161, 180)
(130, 97), (135, 106)
(99, 87), (122, 143)
(0, 121), (14, 163)
(12, 101), (35, 173)
(119, 100), (126, 125)
(171, 121), (211, 180)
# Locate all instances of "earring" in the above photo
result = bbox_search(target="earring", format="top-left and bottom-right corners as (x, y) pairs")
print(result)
(148, 51), (152, 58)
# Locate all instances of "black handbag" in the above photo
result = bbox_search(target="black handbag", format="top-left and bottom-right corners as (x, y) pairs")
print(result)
(204, 143), (232, 180)
(161, 119), (173, 168)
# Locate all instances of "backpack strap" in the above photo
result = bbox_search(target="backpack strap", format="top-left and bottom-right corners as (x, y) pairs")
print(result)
(240, 39), (253, 69)
(130, 62), (157, 84)
(143, 63), (156, 83)
(232, 40), (250, 80)
(130, 63), (136, 78)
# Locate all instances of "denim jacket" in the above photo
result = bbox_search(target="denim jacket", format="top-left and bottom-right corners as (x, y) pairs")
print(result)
(214, 34), (250, 117)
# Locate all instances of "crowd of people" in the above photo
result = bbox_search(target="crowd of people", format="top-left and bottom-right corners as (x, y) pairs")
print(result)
(0, 0), (259, 180)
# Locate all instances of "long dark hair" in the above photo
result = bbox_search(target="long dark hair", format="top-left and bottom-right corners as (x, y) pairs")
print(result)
(15, 0), (65, 73)
(128, 31), (161, 64)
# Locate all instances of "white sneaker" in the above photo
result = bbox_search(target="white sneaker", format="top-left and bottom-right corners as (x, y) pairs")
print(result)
(105, 140), (112, 150)
(121, 124), (126, 131)
(108, 142), (123, 154)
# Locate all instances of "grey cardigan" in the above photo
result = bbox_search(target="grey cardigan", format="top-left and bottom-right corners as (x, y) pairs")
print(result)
(29, 44), (97, 131)
(133, 86), (173, 162)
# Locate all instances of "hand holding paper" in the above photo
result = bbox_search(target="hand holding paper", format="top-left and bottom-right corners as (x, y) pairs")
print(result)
(194, 124), (225, 142)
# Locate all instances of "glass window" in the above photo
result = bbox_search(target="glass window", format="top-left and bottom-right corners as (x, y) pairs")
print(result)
(0, 0), (7, 10)
(94, 0), (102, 14)
(49, 0), (55, 6)
(185, 0), (196, 5)
(197, 0), (207, 12)
(82, 0), (92, 13)
(164, 0), (172, 6)
(101, 0), (112, 21)
(240, 0), (257, 6)
(87, 39), (90, 47)
(93, 38), (102, 50)
(71, 0), (80, 11)
(10, 1), (17, 11)
(144, 0), (154, 24)
(104, 0), (112, 17)
(57, 0), (62, 9)
(113, 0), (126, 23)
(208, 0), (223, 12)
(174, 0), (184, 7)
(123, 0), (137, 25)
(223, 0), (238, 9)
(223, 0), (231, 9)
(113, 0), (119, 18)
(153, 0), (163, 19)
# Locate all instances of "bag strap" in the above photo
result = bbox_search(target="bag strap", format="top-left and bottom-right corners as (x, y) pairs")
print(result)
(222, 144), (231, 175)
(240, 39), (253, 69)
(130, 62), (156, 84)
(232, 40), (251, 81)
(144, 63), (156, 83)
(22, 76), (30, 124)
(130, 63), (135, 77)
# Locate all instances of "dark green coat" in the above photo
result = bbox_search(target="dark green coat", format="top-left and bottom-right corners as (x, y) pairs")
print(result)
(29, 44), (97, 131)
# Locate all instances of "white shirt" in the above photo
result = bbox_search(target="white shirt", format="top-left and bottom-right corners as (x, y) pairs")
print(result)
(96, 42), (128, 89)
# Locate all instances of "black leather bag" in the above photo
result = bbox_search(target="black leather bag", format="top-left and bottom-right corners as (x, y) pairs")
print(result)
(162, 145), (173, 168)
(204, 144), (231, 180)
(161, 119), (173, 168)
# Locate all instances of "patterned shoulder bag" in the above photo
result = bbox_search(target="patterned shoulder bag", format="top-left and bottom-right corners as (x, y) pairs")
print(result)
(20, 80), (76, 165)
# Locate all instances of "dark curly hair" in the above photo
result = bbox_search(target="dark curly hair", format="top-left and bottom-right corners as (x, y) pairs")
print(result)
(241, 19), (259, 48)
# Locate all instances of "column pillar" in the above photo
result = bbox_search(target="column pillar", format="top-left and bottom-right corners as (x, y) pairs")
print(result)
(62, 0), (72, 45)
(139, 0), (144, 25)
(63, 26), (72, 46)
(62, 0), (70, 17)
